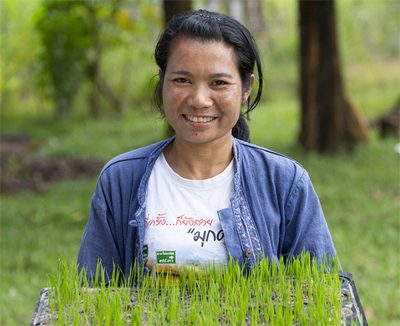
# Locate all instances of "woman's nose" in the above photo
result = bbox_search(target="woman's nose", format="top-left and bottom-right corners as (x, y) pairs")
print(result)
(188, 85), (213, 109)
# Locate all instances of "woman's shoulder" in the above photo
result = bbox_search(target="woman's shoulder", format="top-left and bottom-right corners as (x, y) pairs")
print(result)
(235, 138), (305, 174)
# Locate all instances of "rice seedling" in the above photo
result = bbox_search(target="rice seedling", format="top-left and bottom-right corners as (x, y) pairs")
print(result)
(32, 253), (367, 325)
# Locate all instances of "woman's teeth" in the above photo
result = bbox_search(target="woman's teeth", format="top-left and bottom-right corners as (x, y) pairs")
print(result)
(185, 115), (215, 123)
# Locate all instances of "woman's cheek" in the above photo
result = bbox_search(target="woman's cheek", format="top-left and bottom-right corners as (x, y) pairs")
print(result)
(164, 86), (186, 106)
(217, 91), (242, 110)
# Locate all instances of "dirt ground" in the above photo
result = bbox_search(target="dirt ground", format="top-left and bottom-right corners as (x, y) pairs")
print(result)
(0, 135), (104, 194)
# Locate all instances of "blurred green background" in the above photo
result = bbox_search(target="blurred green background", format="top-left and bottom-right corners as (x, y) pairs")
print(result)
(0, 0), (399, 325)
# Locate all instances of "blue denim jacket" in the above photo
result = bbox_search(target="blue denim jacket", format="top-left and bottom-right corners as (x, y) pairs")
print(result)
(77, 137), (336, 278)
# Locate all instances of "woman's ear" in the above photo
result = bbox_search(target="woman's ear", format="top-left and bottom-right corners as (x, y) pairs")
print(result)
(243, 74), (255, 104)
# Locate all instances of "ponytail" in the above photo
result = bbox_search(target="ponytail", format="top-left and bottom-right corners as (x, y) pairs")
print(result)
(232, 115), (250, 142)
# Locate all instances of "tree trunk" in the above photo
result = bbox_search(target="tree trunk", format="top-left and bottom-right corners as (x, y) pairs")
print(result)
(162, 0), (192, 24)
(205, 0), (221, 12)
(86, 3), (122, 117)
(228, 0), (244, 24)
(244, 0), (266, 35)
(95, 76), (122, 113)
(299, 0), (369, 152)
(162, 0), (192, 137)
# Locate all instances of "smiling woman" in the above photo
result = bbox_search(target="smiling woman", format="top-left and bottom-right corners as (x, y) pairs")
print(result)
(77, 9), (337, 283)
(162, 39), (252, 152)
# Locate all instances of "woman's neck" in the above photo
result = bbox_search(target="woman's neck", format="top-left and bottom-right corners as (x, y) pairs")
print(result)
(163, 137), (233, 180)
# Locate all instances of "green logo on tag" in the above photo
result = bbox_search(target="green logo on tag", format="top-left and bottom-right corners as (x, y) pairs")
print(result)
(143, 244), (148, 258)
(156, 251), (176, 264)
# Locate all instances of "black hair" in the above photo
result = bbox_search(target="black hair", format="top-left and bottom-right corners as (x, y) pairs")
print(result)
(154, 9), (263, 141)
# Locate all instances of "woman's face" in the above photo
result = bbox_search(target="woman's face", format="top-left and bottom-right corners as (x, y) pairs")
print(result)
(162, 37), (254, 147)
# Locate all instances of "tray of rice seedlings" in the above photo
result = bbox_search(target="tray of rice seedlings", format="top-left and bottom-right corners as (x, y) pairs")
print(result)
(31, 253), (367, 325)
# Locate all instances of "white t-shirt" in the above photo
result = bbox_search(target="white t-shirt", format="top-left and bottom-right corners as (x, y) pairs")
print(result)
(144, 153), (233, 274)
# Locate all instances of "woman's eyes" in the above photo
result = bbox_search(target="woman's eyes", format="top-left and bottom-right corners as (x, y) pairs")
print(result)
(211, 80), (229, 87)
(173, 77), (190, 84)
(172, 78), (229, 87)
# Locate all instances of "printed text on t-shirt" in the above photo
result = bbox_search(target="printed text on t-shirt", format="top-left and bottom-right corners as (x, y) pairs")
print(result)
(146, 213), (214, 227)
(187, 228), (224, 247)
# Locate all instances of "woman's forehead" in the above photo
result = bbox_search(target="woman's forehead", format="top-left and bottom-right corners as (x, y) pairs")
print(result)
(167, 37), (239, 67)
(170, 36), (232, 51)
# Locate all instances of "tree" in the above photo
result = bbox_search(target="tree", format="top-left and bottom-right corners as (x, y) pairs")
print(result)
(298, 0), (369, 152)
(227, 0), (244, 24)
(223, 0), (266, 35)
(243, 0), (266, 35)
(35, 0), (122, 119)
(162, 0), (192, 24)
(162, 0), (193, 137)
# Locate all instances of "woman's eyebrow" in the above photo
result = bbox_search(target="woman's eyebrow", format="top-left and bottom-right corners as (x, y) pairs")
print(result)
(170, 71), (233, 79)
(170, 70), (191, 75)
(209, 72), (233, 79)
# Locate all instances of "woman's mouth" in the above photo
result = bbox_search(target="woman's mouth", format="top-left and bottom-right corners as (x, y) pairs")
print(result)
(183, 114), (216, 123)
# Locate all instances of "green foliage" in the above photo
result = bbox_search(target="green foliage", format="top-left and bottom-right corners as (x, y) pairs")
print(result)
(34, 0), (121, 118)
(0, 0), (44, 115)
(337, 0), (400, 61)
(35, 1), (92, 117)
(2, 0), (398, 120)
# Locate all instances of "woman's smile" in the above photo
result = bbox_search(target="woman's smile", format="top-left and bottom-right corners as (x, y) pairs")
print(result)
(182, 114), (217, 124)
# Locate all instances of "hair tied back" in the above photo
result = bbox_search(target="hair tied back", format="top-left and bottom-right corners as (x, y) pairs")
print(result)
(195, 10), (221, 22)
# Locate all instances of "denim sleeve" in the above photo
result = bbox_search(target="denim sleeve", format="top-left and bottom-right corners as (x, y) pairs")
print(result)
(77, 179), (122, 281)
(282, 170), (336, 260)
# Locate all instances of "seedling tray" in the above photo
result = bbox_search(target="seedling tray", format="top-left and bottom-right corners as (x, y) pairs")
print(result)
(339, 272), (368, 325)
(31, 272), (367, 325)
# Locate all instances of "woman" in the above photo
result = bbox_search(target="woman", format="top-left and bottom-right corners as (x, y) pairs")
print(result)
(77, 10), (336, 280)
